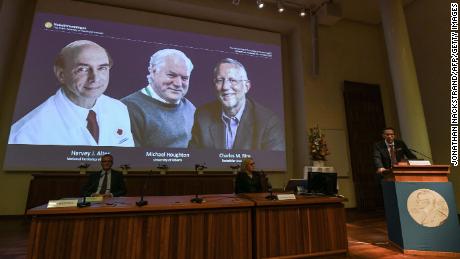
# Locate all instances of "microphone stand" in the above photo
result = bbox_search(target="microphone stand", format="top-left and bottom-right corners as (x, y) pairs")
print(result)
(77, 196), (91, 208)
(191, 164), (206, 203)
(409, 148), (433, 162)
(262, 170), (277, 200)
(190, 194), (204, 203)
(77, 163), (91, 207)
(136, 169), (152, 207)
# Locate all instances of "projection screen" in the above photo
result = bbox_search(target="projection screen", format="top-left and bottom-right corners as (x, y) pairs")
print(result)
(4, 12), (286, 171)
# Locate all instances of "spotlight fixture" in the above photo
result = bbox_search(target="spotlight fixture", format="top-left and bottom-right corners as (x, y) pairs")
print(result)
(257, 0), (264, 9)
(300, 7), (307, 17)
(277, 0), (284, 13)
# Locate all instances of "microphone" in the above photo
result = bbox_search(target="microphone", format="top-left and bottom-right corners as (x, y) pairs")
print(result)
(194, 163), (207, 173)
(78, 163), (90, 175)
(120, 164), (130, 175)
(136, 170), (152, 206)
(120, 164), (131, 169)
(409, 148), (433, 161)
(157, 164), (168, 170)
(230, 164), (240, 175)
(78, 163), (90, 169)
(157, 164), (169, 175)
(262, 170), (277, 200)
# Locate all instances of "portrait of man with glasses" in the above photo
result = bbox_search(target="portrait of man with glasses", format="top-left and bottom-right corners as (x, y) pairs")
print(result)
(189, 58), (285, 151)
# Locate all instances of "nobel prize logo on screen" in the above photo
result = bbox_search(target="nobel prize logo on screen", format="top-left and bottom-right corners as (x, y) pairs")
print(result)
(44, 21), (53, 29)
(43, 20), (104, 36)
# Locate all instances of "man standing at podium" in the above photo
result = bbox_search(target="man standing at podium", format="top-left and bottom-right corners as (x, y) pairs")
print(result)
(373, 127), (417, 174)
(82, 154), (126, 198)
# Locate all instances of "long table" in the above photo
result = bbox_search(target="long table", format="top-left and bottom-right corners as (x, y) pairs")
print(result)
(27, 194), (347, 259)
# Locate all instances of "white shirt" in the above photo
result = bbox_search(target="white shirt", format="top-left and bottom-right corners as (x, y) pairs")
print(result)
(96, 170), (112, 194)
(8, 88), (134, 146)
(142, 85), (180, 104)
(385, 140), (395, 155)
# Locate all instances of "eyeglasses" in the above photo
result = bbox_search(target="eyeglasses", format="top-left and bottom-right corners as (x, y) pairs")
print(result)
(214, 78), (246, 86)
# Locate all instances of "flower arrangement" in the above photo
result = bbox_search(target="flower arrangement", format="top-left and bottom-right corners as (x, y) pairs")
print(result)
(308, 125), (330, 161)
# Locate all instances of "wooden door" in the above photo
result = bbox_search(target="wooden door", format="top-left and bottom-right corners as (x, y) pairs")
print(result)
(343, 81), (386, 210)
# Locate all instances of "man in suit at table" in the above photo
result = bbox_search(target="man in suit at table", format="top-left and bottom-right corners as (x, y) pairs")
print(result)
(82, 154), (126, 197)
(373, 127), (417, 175)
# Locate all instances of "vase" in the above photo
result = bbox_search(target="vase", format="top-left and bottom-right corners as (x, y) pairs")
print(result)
(312, 160), (325, 167)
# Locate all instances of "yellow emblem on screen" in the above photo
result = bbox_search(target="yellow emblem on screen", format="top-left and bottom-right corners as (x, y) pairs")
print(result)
(44, 22), (53, 29)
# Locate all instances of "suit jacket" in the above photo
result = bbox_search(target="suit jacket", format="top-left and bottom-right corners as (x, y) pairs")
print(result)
(81, 169), (127, 197)
(234, 171), (268, 194)
(373, 139), (417, 169)
(189, 99), (285, 151)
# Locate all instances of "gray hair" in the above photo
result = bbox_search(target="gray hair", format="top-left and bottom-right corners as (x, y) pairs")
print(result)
(213, 58), (248, 80)
(147, 49), (194, 85)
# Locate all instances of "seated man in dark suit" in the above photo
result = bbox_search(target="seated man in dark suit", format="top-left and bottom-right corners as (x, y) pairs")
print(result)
(81, 154), (127, 198)
(373, 127), (417, 175)
(235, 158), (268, 194)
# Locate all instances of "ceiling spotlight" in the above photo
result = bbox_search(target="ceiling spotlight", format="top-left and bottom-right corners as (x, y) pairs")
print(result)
(300, 7), (307, 17)
(257, 0), (264, 9)
(277, 1), (285, 13)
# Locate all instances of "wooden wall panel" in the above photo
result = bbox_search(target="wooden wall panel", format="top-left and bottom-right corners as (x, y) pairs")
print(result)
(253, 203), (347, 258)
(28, 208), (252, 259)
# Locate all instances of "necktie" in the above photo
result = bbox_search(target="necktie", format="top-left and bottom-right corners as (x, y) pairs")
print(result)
(86, 110), (99, 143)
(224, 116), (238, 149)
(390, 144), (397, 165)
(99, 172), (108, 194)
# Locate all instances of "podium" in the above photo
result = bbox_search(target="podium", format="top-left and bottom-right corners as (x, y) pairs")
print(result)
(381, 165), (460, 256)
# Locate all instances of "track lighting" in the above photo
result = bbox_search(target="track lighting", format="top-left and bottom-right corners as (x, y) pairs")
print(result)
(247, 0), (319, 18)
(277, 1), (284, 13)
(300, 7), (307, 17)
(257, 0), (264, 9)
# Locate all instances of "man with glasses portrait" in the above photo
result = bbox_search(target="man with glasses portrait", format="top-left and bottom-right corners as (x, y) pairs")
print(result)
(189, 58), (285, 151)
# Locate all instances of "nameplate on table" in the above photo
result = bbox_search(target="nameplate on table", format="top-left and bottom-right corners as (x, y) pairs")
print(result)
(276, 194), (296, 200)
(408, 160), (431, 166)
(47, 199), (79, 208)
(84, 197), (103, 202)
